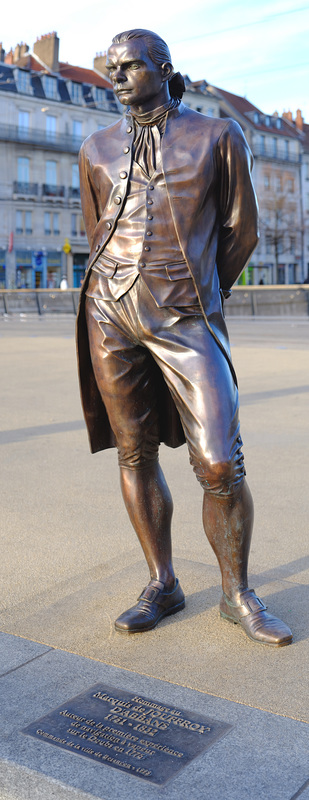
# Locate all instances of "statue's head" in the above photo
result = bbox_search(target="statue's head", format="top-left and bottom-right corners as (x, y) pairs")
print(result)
(106, 29), (184, 110)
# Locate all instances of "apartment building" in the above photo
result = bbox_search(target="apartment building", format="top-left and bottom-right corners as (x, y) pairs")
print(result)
(0, 32), (122, 289)
(0, 32), (306, 287)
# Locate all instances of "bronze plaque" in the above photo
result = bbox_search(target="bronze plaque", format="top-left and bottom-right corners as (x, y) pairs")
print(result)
(22, 683), (232, 785)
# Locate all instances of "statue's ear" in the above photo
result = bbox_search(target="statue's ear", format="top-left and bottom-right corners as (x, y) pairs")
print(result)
(161, 61), (173, 82)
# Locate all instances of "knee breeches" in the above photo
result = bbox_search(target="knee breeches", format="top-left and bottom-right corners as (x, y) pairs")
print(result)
(85, 274), (245, 497)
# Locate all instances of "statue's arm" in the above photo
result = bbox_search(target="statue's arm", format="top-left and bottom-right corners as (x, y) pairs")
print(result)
(216, 119), (259, 290)
(78, 142), (100, 246)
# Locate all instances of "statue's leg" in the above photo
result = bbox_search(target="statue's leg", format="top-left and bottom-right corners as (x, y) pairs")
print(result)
(85, 286), (185, 632)
(146, 306), (292, 646)
(119, 462), (174, 589)
(202, 477), (253, 601)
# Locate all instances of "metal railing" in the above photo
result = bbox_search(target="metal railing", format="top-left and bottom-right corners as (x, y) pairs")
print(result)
(42, 183), (65, 198)
(13, 181), (38, 195)
(0, 124), (85, 153)
(252, 144), (301, 163)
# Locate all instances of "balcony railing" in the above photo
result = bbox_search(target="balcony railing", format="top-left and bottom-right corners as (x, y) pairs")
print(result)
(42, 184), (65, 198)
(0, 124), (85, 153)
(252, 144), (301, 163)
(68, 186), (81, 198)
(13, 181), (38, 196)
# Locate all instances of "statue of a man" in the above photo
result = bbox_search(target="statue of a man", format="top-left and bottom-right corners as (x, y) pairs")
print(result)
(77, 29), (292, 645)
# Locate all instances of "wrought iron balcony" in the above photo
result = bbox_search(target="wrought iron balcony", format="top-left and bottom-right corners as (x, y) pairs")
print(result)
(252, 144), (301, 163)
(0, 124), (85, 153)
(42, 184), (65, 198)
(68, 186), (81, 199)
(13, 181), (38, 196)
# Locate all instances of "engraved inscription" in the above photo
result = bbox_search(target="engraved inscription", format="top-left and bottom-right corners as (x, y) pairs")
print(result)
(22, 683), (232, 785)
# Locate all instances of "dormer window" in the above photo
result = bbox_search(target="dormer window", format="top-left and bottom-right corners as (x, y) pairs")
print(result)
(42, 75), (59, 100)
(254, 112), (259, 124)
(70, 81), (83, 104)
(93, 86), (106, 107)
(276, 118), (282, 129)
(14, 68), (33, 95)
(265, 116), (270, 126)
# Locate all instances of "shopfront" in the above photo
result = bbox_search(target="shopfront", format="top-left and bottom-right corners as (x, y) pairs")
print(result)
(46, 251), (63, 288)
(73, 253), (88, 288)
(16, 250), (33, 288)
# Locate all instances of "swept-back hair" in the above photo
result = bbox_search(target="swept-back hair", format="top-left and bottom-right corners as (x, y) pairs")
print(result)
(111, 29), (185, 99)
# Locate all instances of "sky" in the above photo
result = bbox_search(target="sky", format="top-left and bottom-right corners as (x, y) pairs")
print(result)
(2, 0), (309, 121)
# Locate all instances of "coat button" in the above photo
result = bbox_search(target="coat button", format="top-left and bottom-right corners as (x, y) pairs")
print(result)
(147, 215), (153, 220)
(114, 196), (122, 204)
(123, 146), (130, 154)
(126, 126), (132, 133)
(146, 231), (152, 237)
(140, 262), (146, 268)
(149, 185), (154, 191)
(95, 244), (100, 251)
(144, 246), (151, 252)
(106, 222), (112, 230)
(119, 171), (127, 179)
(147, 199), (153, 205)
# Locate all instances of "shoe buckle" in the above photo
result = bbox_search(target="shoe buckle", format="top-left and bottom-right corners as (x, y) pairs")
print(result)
(245, 595), (267, 614)
(139, 586), (159, 603)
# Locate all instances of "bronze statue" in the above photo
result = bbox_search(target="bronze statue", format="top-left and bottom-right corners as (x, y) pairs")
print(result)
(77, 29), (292, 645)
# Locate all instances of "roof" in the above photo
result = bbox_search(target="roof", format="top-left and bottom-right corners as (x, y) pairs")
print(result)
(214, 86), (301, 139)
(58, 62), (111, 89)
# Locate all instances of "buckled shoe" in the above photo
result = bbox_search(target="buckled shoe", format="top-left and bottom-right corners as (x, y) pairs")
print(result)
(220, 589), (293, 646)
(115, 578), (185, 633)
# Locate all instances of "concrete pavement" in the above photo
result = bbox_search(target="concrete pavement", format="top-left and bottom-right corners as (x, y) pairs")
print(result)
(0, 315), (308, 799)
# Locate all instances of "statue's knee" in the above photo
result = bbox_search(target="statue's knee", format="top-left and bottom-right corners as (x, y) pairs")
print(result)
(191, 455), (245, 496)
(117, 430), (159, 469)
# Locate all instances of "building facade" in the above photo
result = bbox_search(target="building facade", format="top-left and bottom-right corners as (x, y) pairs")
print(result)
(0, 33), (122, 289)
(0, 33), (307, 287)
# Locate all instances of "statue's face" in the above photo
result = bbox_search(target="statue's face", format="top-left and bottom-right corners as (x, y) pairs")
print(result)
(106, 39), (164, 108)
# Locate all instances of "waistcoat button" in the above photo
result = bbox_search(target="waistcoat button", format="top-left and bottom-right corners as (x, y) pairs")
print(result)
(126, 126), (132, 134)
(147, 199), (153, 205)
(119, 171), (127, 179)
(123, 146), (130, 154)
(149, 185), (154, 191)
(146, 231), (152, 237)
(144, 246), (151, 252)
(140, 262), (146, 268)
(114, 196), (122, 205)
(147, 215), (153, 220)
(95, 244), (100, 252)
(106, 222), (112, 230)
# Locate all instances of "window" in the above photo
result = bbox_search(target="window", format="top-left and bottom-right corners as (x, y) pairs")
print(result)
(285, 140), (289, 159)
(207, 108), (214, 117)
(266, 234), (272, 254)
(72, 163), (79, 188)
(71, 213), (77, 237)
(15, 69), (33, 94)
(290, 237), (296, 254)
(25, 210), (32, 234)
(53, 213), (60, 235)
(276, 118), (282, 129)
(17, 157), (29, 183)
(18, 110), (29, 132)
(46, 115), (57, 140)
(287, 178), (294, 193)
(70, 81), (83, 103)
(264, 174), (270, 190)
(73, 120), (82, 141)
(46, 160), (57, 185)
(43, 75), (58, 100)
(254, 112), (259, 124)
(44, 212), (51, 235)
(93, 86), (105, 106)
(273, 137), (277, 157)
(260, 135), (266, 154)
(276, 175), (282, 191)
(16, 210), (23, 234)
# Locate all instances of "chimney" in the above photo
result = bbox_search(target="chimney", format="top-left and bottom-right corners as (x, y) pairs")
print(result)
(33, 32), (59, 72)
(12, 42), (29, 63)
(295, 109), (303, 132)
(93, 52), (109, 78)
(4, 48), (13, 65)
(282, 110), (293, 123)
